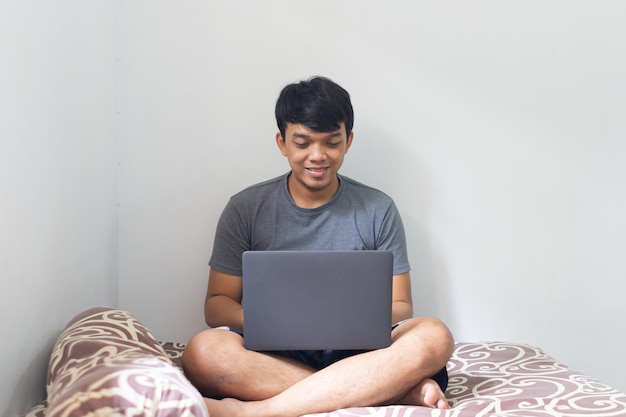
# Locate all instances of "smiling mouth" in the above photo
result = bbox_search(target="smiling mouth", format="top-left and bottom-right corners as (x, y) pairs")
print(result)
(306, 167), (329, 177)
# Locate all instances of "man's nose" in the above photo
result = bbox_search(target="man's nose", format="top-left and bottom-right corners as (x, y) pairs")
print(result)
(309, 144), (326, 160)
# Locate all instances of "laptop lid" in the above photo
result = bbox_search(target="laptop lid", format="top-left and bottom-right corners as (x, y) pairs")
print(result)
(242, 250), (393, 351)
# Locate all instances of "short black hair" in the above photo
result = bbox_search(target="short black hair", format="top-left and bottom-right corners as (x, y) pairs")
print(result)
(275, 76), (354, 138)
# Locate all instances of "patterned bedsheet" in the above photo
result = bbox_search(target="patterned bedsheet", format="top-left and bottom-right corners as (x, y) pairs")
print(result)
(26, 341), (626, 417)
(167, 340), (626, 417)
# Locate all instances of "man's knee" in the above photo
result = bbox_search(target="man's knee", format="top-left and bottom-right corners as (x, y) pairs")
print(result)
(394, 316), (454, 357)
(182, 330), (209, 380)
(423, 316), (453, 349)
(182, 329), (241, 390)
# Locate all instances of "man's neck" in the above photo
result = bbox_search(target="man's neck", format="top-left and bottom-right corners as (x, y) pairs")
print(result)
(287, 174), (340, 209)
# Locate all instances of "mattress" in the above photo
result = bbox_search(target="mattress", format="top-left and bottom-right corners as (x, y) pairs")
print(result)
(167, 340), (625, 417)
(25, 340), (626, 417)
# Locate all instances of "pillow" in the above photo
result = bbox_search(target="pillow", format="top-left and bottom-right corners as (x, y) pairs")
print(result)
(46, 307), (208, 417)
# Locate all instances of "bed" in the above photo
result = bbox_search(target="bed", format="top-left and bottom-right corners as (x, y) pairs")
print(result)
(23, 308), (626, 417)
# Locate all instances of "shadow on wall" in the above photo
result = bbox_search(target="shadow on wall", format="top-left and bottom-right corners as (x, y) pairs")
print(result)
(5, 335), (57, 417)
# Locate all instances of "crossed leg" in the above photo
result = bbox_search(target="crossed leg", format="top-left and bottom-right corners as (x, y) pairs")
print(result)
(182, 316), (454, 417)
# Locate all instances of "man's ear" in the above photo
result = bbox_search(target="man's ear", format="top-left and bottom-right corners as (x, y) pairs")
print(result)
(276, 132), (288, 156)
(345, 131), (354, 153)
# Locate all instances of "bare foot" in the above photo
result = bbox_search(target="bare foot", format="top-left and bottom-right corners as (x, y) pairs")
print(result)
(397, 378), (450, 409)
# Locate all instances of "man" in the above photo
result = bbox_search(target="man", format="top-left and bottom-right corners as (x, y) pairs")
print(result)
(182, 76), (454, 417)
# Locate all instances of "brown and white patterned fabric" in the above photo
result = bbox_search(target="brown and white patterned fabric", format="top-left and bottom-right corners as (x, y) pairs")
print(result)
(162, 341), (626, 417)
(43, 307), (207, 417)
(301, 342), (626, 417)
(23, 324), (626, 417)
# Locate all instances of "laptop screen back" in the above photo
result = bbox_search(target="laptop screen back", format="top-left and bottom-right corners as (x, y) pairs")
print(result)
(242, 250), (393, 351)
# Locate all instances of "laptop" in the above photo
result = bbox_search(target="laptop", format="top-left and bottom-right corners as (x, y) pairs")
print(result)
(242, 250), (393, 351)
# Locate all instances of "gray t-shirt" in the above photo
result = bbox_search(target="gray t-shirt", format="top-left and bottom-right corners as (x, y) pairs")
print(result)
(209, 172), (410, 276)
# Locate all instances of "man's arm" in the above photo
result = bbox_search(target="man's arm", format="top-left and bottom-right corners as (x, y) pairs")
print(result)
(392, 272), (413, 324)
(204, 268), (244, 330)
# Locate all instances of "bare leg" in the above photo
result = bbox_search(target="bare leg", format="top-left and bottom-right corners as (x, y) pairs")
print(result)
(203, 377), (450, 416)
(187, 317), (453, 417)
(182, 328), (316, 400)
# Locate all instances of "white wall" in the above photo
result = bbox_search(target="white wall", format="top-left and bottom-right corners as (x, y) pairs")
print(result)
(118, 1), (626, 393)
(0, 2), (118, 415)
(3, 2), (625, 414)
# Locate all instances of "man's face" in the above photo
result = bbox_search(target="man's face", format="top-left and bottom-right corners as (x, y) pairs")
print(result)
(276, 122), (353, 199)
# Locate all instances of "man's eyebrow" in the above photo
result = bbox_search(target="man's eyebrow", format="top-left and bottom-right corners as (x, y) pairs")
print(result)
(292, 132), (310, 139)
(292, 131), (343, 139)
(326, 131), (343, 139)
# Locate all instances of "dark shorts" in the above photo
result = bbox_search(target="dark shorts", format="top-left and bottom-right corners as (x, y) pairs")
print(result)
(227, 322), (449, 392)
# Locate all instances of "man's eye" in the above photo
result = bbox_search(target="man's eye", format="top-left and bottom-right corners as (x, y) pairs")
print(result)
(327, 142), (341, 147)
(294, 142), (308, 148)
